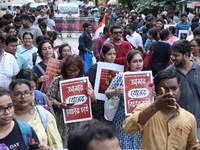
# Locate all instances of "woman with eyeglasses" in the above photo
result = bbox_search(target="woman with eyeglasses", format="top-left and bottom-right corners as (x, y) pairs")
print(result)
(190, 38), (200, 64)
(57, 43), (72, 61)
(9, 79), (63, 149)
(88, 43), (116, 122)
(46, 54), (96, 148)
(16, 32), (37, 62)
(0, 86), (41, 150)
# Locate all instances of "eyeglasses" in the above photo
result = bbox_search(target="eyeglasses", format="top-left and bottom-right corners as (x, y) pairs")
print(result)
(13, 91), (32, 99)
(0, 104), (15, 116)
(191, 45), (198, 48)
(113, 31), (122, 34)
(66, 69), (80, 74)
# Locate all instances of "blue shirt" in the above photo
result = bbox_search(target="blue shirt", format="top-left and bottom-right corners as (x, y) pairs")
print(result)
(16, 45), (38, 62)
(175, 21), (191, 36)
(15, 53), (29, 69)
(78, 32), (92, 58)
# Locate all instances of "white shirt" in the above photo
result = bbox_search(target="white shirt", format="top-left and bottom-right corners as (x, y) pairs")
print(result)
(54, 13), (63, 18)
(126, 32), (143, 49)
(0, 51), (19, 89)
(47, 18), (56, 31)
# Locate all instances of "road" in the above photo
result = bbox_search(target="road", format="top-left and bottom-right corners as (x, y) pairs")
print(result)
(55, 33), (96, 63)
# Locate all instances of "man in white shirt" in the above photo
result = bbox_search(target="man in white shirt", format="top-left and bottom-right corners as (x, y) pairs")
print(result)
(54, 9), (63, 18)
(125, 24), (143, 49)
(0, 32), (19, 89)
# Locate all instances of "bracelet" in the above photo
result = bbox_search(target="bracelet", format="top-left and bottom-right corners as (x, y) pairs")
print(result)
(58, 103), (61, 108)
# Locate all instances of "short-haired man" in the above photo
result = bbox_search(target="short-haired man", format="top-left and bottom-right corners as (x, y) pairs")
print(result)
(193, 26), (200, 39)
(68, 120), (121, 150)
(94, 25), (111, 61)
(123, 69), (200, 150)
(5, 35), (28, 69)
(125, 24), (143, 49)
(78, 22), (92, 59)
(109, 25), (132, 71)
(168, 39), (200, 141)
(17, 14), (42, 46)
(13, 17), (21, 36)
(0, 32), (19, 89)
(176, 13), (191, 36)
(0, 19), (9, 32)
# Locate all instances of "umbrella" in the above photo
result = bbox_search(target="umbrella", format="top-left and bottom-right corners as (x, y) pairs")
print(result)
(99, 1), (108, 7)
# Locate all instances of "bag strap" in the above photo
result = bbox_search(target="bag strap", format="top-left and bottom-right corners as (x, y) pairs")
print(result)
(35, 64), (46, 75)
(34, 90), (44, 105)
(36, 105), (47, 130)
(16, 120), (32, 148)
(32, 52), (37, 66)
(149, 43), (155, 53)
(20, 46), (33, 54)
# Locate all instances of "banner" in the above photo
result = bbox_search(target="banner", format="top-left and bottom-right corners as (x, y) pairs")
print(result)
(60, 77), (92, 123)
(41, 58), (62, 93)
(123, 71), (154, 116)
(94, 62), (124, 101)
(55, 17), (98, 33)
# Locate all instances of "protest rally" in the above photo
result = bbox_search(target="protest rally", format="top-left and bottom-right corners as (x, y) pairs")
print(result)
(1, 0), (200, 149)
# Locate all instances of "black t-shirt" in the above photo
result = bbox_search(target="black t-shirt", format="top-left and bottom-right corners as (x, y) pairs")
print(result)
(0, 120), (40, 150)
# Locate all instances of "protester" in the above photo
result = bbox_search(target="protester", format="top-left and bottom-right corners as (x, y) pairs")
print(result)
(32, 40), (54, 88)
(5, 35), (28, 69)
(88, 43), (116, 121)
(46, 54), (96, 148)
(166, 26), (179, 45)
(68, 120), (121, 150)
(17, 14), (42, 47)
(16, 32), (38, 62)
(176, 13), (191, 37)
(57, 43), (72, 61)
(0, 32), (19, 89)
(0, 87), (41, 149)
(105, 50), (144, 149)
(152, 29), (171, 76)
(190, 38), (200, 64)
(109, 25), (132, 71)
(123, 69), (200, 150)
(9, 79), (63, 149)
(168, 39), (200, 140)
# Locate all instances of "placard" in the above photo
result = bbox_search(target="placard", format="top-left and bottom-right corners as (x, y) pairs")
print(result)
(164, 24), (176, 29)
(40, 58), (62, 93)
(60, 77), (92, 123)
(94, 62), (124, 101)
(178, 30), (189, 39)
(123, 71), (154, 116)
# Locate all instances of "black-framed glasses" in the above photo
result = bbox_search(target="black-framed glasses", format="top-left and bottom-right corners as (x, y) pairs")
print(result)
(0, 104), (15, 116)
(191, 45), (198, 48)
(113, 31), (122, 34)
(13, 91), (32, 99)
(66, 69), (80, 74)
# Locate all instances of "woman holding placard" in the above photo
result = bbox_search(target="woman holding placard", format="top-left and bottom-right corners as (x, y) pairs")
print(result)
(46, 54), (96, 148)
(88, 43), (116, 122)
(105, 50), (143, 150)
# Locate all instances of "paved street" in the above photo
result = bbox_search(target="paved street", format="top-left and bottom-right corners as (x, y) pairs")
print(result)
(55, 33), (96, 63)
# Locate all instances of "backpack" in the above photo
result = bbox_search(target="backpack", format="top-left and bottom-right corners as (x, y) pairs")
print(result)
(16, 106), (47, 148)
(16, 120), (32, 149)
(34, 90), (45, 105)
(32, 52), (37, 66)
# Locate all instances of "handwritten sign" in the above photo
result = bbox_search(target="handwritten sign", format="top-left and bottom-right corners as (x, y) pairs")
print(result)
(41, 58), (62, 93)
(60, 77), (92, 123)
(94, 62), (124, 101)
(123, 71), (153, 116)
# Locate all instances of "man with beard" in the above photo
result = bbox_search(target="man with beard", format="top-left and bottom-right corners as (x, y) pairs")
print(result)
(109, 25), (132, 71)
(17, 14), (42, 47)
(13, 17), (22, 36)
(125, 24), (143, 49)
(167, 39), (200, 141)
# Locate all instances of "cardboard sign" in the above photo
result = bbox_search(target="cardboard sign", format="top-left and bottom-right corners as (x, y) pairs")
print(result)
(60, 77), (92, 123)
(123, 71), (154, 116)
(41, 58), (62, 93)
(94, 62), (124, 101)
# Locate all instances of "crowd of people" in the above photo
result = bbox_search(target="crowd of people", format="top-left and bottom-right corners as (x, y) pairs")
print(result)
(1, 2), (200, 150)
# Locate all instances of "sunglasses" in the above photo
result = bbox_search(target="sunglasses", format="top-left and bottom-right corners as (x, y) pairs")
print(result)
(113, 31), (122, 34)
